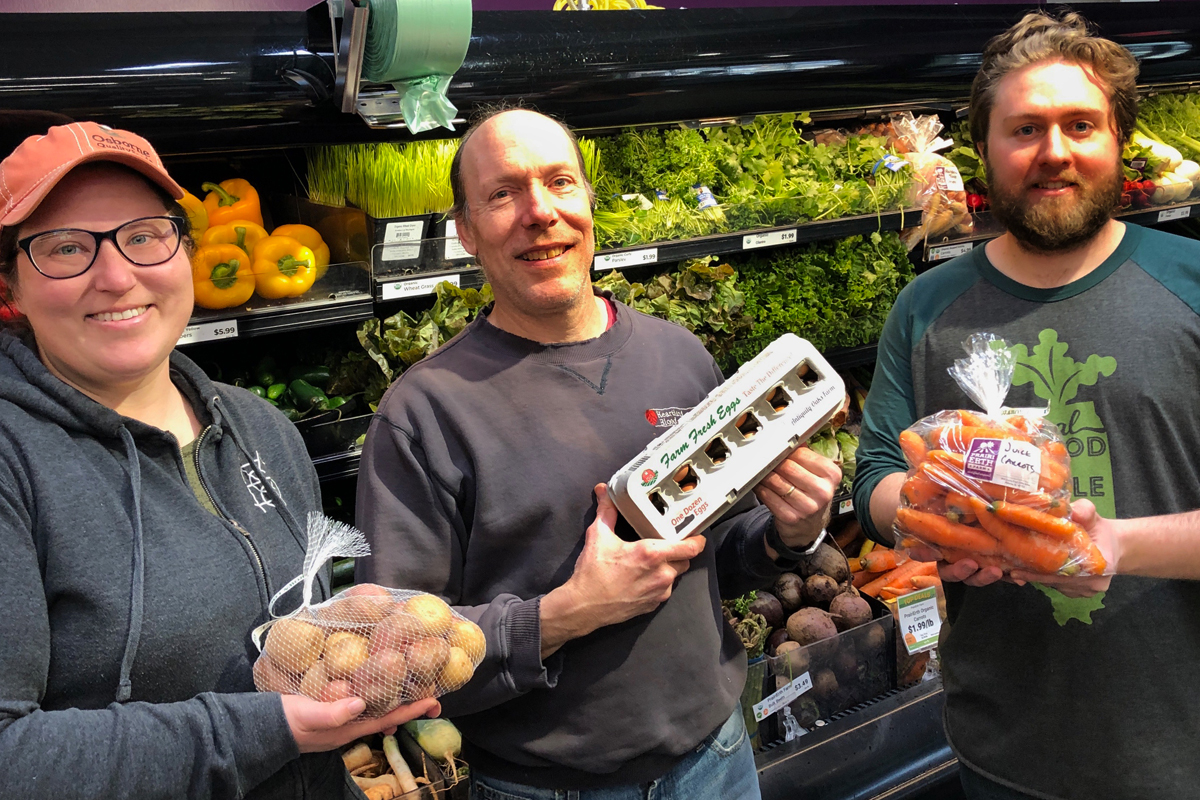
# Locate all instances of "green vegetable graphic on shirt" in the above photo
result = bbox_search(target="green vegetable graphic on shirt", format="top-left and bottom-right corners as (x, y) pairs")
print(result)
(1010, 330), (1116, 625)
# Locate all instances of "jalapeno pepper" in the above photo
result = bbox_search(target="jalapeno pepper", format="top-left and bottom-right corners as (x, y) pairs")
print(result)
(190, 244), (256, 310)
(201, 220), (269, 256)
(201, 179), (263, 227)
(288, 378), (329, 411)
(252, 236), (317, 299)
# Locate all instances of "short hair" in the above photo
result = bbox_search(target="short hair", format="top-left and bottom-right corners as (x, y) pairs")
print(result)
(970, 10), (1140, 151)
(447, 104), (595, 225)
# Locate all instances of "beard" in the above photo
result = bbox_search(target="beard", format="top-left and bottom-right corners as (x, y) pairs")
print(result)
(985, 157), (1124, 254)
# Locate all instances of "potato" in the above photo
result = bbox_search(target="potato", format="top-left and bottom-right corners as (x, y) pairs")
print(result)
(400, 673), (437, 704)
(318, 584), (393, 630)
(253, 653), (296, 694)
(438, 646), (474, 692)
(324, 632), (371, 679)
(351, 650), (407, 714)
(264, 618), (326, 674)
(369, 610), (424, 655)
(298, 661), (330, 699)
(404, 594), (454, 637)
(445, 617), (486, 662)
(405, 636), (451, 683)
(774, 640), (811, 675)
(318, 679), (353, 703)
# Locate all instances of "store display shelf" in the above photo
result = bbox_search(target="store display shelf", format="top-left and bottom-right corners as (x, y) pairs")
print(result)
(180, 296), (376, 344)
(922, 199), (1200, 264)
(824, 342), (878, 371)
(314, 449), (362, 483)
(594, 208), (921, 272)
(756, 678), (956, 800)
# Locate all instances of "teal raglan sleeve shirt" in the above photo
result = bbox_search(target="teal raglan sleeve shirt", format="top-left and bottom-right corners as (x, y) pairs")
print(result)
(852, 257), (979, 543)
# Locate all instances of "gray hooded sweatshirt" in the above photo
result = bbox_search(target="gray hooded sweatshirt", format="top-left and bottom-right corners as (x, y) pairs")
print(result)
(0, 331), (362, 799)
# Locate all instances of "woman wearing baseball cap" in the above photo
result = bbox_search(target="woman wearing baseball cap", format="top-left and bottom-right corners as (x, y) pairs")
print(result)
(0, 122), (437, 799)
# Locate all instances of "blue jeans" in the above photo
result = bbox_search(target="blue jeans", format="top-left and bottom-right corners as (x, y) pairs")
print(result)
(470, 707), (761, 800)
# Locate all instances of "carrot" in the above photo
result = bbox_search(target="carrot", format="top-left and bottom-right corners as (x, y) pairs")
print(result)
(1042, 440), (1069, 462)
(879, 586), (908, 600)
(860, 548), (906, 573)
(860, 559), (932, 597)
(928, 424), (1033, 452)
(901, 472), (947, 508)
(968, 496), (1072, 574)
(1038, 457), (1070, 493)
(918, 460), (973, 497)
(910, 574), (942, 590)
(896, 508), (999, 555)
(900, 430), (928, 465)
(990, 501), (1083, 543)
(927, 449), (965, 470)
(851, 569), (873, 588)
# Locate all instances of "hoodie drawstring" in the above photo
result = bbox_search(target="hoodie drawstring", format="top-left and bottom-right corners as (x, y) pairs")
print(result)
(116, 426), (146, 703)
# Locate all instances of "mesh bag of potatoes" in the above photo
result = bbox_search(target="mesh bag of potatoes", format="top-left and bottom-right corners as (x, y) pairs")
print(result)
(252, 514), (486, 717)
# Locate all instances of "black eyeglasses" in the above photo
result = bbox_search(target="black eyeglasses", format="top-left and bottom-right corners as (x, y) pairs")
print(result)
(17, 215), (187, 279)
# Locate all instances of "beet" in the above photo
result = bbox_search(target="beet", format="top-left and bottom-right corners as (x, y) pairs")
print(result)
(749, 590), (785, 629)
(802, 574), (841, 609)
(791, 696), (820, 728)
(862, 625), (887, 655)
(772, 572), (804, 614)
(798, 543), (851, 583)
(786, 607), (839, 646)
(829, 594), (873, 632)
(767, 628), (790, 656)
(831, 648), (861, 684)
(811, 668), (839, 701)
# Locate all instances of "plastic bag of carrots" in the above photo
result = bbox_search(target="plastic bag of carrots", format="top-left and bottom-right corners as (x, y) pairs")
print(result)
(894, 334), (1107, 577)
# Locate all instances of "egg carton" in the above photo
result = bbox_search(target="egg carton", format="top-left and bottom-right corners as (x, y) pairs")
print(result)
(609, 334), (845, 541)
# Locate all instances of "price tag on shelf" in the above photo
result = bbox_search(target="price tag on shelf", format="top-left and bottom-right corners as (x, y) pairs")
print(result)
(752, 671), (813, 722)
(594, 248), (658, 270)
(177, 319), (238, 346)
(897, 587), (942, 655)
(742, 228), (797, 250)
(838, 498), (854, 515)
(381, 220), (424, 262)
(1157, 206), (1191, 223)
(928, 241), (974, 262)
(380, 274), (461, 301)
(443, 220), (472, 261)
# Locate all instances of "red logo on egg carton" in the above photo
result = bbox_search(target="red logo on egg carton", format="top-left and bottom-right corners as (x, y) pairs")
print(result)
(640, 468), (658, 486)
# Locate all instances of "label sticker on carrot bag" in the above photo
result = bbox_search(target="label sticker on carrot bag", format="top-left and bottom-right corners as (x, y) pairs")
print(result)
(963, 438), (1041, 492)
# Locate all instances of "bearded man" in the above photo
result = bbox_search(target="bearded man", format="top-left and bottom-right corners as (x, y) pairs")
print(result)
(853, 11), (1200, 800)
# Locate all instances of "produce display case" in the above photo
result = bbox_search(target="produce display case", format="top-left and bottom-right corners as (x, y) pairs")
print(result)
(14, 3), (1200, 798)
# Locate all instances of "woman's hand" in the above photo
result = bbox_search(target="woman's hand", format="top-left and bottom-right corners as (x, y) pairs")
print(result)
(281, 695), (441, 753)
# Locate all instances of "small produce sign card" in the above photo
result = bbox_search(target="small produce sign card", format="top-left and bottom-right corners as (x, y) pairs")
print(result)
(753, 671), (812, 722)
(897, 587), (941, 654)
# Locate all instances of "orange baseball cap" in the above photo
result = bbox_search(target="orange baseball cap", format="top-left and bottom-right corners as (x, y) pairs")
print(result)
(0, 121), (184, 227)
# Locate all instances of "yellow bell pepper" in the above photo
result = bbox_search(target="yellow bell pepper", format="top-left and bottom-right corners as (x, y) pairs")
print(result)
(201, 220), (269, 256)
(201, 178), (263, 227)
(252, 235), (317, 299)
(192, 244), (256, 310)
(271, 224), (331, 279)
(179, 190), (208, 238)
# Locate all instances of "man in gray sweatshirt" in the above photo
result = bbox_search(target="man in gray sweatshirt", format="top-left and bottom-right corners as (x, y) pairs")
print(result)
(355, 108), (841, 799)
